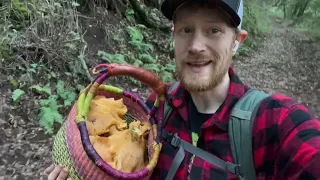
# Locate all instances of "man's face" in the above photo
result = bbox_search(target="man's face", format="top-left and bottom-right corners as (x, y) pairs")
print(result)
(173, 3), (237, 92)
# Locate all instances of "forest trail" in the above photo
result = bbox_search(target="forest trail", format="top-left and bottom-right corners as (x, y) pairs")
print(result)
(0, 19), (319, 179)
(234, 19), (320, 118)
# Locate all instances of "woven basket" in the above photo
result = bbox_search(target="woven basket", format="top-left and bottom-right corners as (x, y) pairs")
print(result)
(52, 63), (167, 180)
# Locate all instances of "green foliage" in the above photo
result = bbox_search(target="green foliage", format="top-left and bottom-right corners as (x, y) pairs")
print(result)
(1, 0), (86, 80)
(127, 25), (154, 53)
(160, 67), (174, 83)
(265, 0), (320, 38)
(2, 0), (180, 137)
(56, 80), (76, 107)
(11, 89), (25, 104)
(143, 64), (160, 73)
(39, 95), (63, 134)
(268, 6), (284, 18)
(290, 0), (320, 37)
(139, 53), (156, 63)
(129, 41), (154, 52)
(0, 22), (21, 61)
(98, 24), (176, 85)
(98, 51), (128, 64)
(30, 84), (52, 95)
(239, 0), (272, 54)
(125, 8), (135, 23)
(71, 1), (81, 7)
(11, 0), (30, 22)
(127, 26), (144, 42)
(29, 80), (77, 135)
(0, 45), (12, 61)
(132, 59), (144, 67)
(162, 63), (176, 73)
(9, 78), (19, 90)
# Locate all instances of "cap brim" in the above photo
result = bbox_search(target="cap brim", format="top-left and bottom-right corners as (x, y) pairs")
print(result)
(161, 0), (241, 27)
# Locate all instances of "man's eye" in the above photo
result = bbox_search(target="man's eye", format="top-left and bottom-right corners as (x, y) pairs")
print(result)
(183, 28), (192, 33)
(211, 29), (219, 33)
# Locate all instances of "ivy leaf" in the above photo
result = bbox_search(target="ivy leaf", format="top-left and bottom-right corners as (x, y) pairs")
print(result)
(12, 89), (25, 103)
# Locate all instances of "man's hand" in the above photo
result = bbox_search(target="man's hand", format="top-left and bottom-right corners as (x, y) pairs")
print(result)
(44, 164), (71, 180)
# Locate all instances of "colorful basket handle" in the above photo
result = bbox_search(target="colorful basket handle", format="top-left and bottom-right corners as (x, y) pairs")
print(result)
(92, 63), (166, 96)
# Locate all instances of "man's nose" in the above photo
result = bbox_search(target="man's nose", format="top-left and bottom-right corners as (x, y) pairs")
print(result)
(188, 35), (206, 54)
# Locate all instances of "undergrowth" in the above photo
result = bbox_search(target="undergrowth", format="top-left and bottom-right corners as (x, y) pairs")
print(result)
(98, 23), (176, 85)
(11, 73), (78, 135)
(37, 80), (77, 134)
(2, 1), (176, 134)
(2, 0), (292, 134)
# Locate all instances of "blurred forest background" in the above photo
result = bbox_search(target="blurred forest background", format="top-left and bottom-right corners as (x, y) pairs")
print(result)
(0, 0), (319, 179)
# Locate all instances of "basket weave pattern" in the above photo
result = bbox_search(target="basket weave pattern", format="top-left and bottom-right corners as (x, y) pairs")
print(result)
(52, 122), (81, 180)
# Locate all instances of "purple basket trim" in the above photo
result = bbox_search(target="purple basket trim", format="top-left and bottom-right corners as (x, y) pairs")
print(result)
(96, 73), (108, 84)
(122, 90), (151, 114)
(149, 105), (157, 119)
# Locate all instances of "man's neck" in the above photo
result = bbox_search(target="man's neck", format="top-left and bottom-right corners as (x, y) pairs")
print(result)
(189, 72), (230, 114)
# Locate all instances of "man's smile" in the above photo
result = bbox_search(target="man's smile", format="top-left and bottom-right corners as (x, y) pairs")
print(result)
(186, 61), (212, 67)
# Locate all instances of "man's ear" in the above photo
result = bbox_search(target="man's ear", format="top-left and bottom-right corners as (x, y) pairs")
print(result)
(232, 29), (248, 56)
(237, 29), (248, 44)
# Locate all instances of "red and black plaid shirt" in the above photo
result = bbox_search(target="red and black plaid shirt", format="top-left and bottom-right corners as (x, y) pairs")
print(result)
(146, 67), (320, 180)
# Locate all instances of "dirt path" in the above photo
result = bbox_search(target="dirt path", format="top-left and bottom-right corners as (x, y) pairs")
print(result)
(0, 20), (319, 179)
(233, 20), (320, 118)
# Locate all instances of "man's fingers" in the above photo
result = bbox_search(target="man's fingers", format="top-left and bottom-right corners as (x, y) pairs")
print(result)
(44, 164), (54, 175)
(56, 167), (69, 180)
(48, 165), (63, 180)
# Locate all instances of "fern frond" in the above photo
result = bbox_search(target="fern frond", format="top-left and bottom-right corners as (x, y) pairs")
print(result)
(143, 64), (160, 73)
(126, 26), (143, 42)
(39, 95), (63, 134)
(139, 53), (156, 63)
(160, 70), (174, 83)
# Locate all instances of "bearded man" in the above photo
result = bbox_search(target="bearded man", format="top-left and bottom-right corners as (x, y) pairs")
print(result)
(45, 0), (320, 180)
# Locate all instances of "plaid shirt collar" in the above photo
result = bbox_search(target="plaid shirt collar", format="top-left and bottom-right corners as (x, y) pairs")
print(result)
(166, 67), (250, 131)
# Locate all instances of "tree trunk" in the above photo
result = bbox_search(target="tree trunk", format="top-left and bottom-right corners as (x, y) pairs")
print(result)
(296, 0), (312, 17)
(274, 0), (281, 6)
(128, 0), (171, 31)
(144, 0), (163, 9)
(281, 0), (287, 19)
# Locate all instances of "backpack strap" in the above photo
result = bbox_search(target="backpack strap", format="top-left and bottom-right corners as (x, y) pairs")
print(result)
(162, 82), (240, 180)
(162, 130), (242, 180)
(229, 88), (270, 180)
